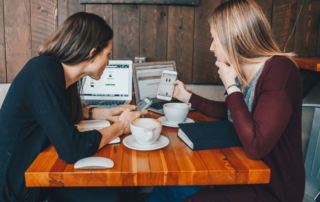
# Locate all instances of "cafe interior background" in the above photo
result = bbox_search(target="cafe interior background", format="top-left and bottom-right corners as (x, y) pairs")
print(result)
(0, 0), (319, 201)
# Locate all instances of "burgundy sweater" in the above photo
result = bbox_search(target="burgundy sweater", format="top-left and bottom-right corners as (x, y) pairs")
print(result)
(189, 56), (305, 202)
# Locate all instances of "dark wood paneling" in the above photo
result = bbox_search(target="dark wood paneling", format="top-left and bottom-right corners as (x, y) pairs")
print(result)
(4, 0), (31, 82)
(57, 0), (68, 27)
(85, 4), (112, 25)
(167, 6), (194, 83)
(255, 0), (273, 23)
(193, 0), (221, 84)
(0, 0), (6, 82)
(31, 0), (57, 56)
(272, 0), (297, 52)
(140, 5), (168, 61)
(58, 0), (84, 28)
(113, 5), (139, 59)
(69, 0), (85, 14)
(80, 0), (200, 6)
(295, 0), (320, 56)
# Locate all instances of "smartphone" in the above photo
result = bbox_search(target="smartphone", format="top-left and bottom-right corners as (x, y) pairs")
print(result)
(136, 97), (153, 111)
(156, 70), (177, 101)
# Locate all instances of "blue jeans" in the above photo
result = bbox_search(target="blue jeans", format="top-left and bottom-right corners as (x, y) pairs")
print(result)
(146, 186), (206, 202)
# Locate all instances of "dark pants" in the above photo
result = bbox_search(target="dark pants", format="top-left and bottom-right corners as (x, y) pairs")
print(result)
(146, 186), (206, 202)
(46, 187), (120, 202)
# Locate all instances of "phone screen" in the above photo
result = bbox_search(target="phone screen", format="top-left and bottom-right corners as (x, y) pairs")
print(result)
(157, 72), (177, 100)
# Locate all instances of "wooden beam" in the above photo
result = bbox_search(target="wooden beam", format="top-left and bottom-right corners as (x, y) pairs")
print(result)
(80, 0), (200, 6)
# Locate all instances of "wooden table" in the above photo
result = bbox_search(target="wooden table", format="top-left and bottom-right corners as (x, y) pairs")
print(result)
(25, 112), (270, 187)
(293, 57), (320, 72)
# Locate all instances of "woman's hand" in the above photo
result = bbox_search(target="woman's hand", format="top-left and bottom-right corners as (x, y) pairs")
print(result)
(118, 109), (148, 134)
(92, 104), (136, 122)
(173, 80), (192, 103)
(215, 61), (238, 88)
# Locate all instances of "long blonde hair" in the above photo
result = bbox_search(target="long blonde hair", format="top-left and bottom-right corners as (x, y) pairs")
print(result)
(209, 0), (293, 86)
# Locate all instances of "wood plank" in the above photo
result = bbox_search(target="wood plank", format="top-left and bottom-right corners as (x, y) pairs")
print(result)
(0, 0), (6, 82)
(272, 0), (297, 52)
(255, 0), (273, 24)
(68, 0), (85, 15)
(140, 5), (168, 61)
(167, 6), (194, 83)
(112, 5), (139, 60)
(294, 0), (320, 56)
(4, 0), (31, 82)
(85, 4), (112, 26)
(58, 0), (84, 28)
(193, 0), (221, 84)
(57, 0), (68, 27)
(31, 0), (57, 56)
(80, 0), (200, 6)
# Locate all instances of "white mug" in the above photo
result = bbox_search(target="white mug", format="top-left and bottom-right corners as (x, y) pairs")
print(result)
(130, 118), (162, 146)
(163, 102), (191, 124)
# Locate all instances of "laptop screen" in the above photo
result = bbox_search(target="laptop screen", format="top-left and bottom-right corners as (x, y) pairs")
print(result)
(81, 60), (132, 101)
(133, 61), (176, 103)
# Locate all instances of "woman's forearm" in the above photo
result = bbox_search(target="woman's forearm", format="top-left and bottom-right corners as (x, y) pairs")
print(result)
(98, 121), (125, 149)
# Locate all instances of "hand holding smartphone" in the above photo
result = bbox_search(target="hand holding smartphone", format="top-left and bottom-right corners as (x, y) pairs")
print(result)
(156, 70), (177, 101)
(136, 97), (153, 111)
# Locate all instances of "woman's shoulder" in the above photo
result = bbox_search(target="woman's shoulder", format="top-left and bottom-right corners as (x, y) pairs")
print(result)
(28, 55), (61, 68)
(260, 55), (301, 90)
(264, 55), (298, 75)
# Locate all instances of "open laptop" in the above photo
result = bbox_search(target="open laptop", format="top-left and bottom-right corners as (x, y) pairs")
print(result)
(133, 61), (178, 114)
(81, 60), (133, 108)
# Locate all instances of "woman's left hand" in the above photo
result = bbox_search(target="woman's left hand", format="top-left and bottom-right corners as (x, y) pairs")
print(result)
(216, 61), (238, 88)
(106, 104), (136, 122)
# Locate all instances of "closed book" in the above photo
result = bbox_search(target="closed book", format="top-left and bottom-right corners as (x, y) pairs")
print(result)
(178, 121), (241, 150)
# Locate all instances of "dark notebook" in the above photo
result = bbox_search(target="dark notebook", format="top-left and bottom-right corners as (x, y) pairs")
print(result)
(178, 121), (241, 150)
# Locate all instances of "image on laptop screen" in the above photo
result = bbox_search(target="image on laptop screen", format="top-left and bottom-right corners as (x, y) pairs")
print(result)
(133, 61), (176, 113)
(81, 60), (132, 106)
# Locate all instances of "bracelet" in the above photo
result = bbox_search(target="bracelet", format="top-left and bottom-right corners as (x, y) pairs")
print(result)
(226, 83), (238, 90)
(88, 107), (96, 120)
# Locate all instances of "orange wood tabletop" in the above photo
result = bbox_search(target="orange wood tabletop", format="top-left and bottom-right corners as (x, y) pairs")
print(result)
(25, 112), (270, 187)
(293, 57), (320, 72)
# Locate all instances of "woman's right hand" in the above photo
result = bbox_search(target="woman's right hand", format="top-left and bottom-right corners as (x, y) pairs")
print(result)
(173, 80), (192, 103)
(118, 109), (148, 134)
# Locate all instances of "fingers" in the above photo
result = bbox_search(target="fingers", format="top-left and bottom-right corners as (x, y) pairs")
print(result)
(139, 109), (148, 116)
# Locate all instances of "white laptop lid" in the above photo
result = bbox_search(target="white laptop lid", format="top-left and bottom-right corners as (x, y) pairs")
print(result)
(133, 61), (176, 103)
(81, 60), (132, 102)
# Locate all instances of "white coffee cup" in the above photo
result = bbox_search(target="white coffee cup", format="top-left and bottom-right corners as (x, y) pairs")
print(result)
(163, 102), (191, 124)
(130, 118), (162, 146)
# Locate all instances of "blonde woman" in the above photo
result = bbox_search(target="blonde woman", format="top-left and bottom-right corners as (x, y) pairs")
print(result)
(147, 0), (305, 202)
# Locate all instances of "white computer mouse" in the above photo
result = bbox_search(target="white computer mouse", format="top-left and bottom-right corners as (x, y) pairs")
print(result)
(74, 157), (114, 169)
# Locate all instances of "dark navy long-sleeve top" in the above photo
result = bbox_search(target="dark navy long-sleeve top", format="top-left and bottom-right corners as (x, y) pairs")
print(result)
(0, 55), (102, 201)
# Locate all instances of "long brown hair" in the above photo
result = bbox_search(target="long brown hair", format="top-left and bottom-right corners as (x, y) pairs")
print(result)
(209, 0), (293, 86)
(39, 12), (113, 123)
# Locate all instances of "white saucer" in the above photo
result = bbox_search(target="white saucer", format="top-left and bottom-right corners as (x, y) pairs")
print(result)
(158, 116), (195, 128)
(123, 135), (169, 151)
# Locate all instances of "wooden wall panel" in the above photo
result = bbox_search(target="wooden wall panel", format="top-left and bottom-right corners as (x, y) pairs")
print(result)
(69, 0), (84, 14)
(0, 0), (6, 82)
(4, 0), (31, 82)
(255, 0), (273, 23)
(57, 0), (68, 27)
(58, 0), (84, 28)
(192, 0), (221, 84)
(167, 6), (194, 83)
(31, 0), (57, 56)
(85, 4), (112, 25)
(140, 5), (168, 61)
(295, 0), (320, 56)
(113, 5), (139, 59)
(272, 0), (297, 52)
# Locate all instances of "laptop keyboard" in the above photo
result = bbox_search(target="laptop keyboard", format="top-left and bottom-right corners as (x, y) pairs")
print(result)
(85, 100), (126, 108)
